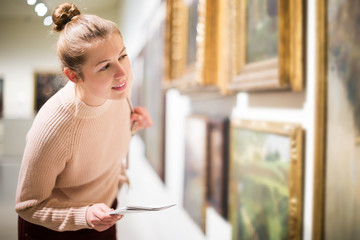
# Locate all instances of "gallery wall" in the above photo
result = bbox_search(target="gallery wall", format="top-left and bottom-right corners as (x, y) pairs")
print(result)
(0, 0), (319, 239)
(117, 0), (317, 240)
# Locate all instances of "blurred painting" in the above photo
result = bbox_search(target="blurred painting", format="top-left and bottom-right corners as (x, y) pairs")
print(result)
(323, 0), (360, 239)
(35, 73), (67, 111)
(246, 0), (278, 63)
(142, 17), (166, 182)
(229, 120), (302, 240)
(207, 117), (229, 219)
(131, 52), (145, 111)
(183, 115), (208, 232)
(185, 0), (199, 67)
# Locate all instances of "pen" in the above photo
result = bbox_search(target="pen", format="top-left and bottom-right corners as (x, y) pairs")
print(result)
(126, 97), (136, 132)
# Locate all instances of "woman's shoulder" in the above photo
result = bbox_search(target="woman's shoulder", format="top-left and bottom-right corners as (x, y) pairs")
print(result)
(30, 85), (76, 137)
(37, 85), (74, 120)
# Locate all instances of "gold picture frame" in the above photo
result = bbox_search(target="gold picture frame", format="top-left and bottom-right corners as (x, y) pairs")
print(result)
(312, 0), (326, 238)
(313, 0), (360, 239)
(229, 119), (303, 240)
(227, 0), (304, 92)
(164, 0), (228, 95)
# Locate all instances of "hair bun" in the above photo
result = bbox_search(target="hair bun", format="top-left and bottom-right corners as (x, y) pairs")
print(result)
(52, 2), (80, 32)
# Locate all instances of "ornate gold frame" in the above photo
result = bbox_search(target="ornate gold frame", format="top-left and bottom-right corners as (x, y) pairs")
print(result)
(312, 0), (327, 239)
(164, 0), (229, 95)
(229, 119), (304, 239)
(227, 0), (304, 92)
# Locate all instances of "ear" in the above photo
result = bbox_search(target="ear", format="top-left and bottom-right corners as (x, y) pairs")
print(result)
(64, 67), (79, 83)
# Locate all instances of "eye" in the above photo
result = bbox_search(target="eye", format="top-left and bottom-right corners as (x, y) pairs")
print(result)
(119, 54), (128, 61)
(100, 63), (110, 71)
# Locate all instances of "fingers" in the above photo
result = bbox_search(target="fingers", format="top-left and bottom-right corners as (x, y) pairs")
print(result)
(86, 203), (124, 232)
(130, 106), (153, 131)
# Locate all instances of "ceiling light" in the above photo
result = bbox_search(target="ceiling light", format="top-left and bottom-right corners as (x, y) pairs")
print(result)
(27, 0), (37, 5)
(43, 16), (53, 26)
(35, 3), (48, 17)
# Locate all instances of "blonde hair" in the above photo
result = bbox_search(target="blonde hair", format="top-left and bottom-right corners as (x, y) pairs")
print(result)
(52, 2), (121, 78)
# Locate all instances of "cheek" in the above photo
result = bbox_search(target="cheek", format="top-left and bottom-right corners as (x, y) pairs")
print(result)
(86, 76), (111, 92)
(123, 59), (131, 72)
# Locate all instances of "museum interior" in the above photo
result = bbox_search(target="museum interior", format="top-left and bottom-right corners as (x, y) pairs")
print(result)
(0, 0), (359, 239)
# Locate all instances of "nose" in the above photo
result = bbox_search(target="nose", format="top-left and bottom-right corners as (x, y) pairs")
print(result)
(114, 62), (127, 79)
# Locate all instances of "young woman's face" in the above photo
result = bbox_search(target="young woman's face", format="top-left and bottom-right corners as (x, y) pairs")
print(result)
(77, 32), (131, 106)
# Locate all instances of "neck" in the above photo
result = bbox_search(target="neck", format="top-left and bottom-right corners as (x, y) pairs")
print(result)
(75, 85), (106, 106)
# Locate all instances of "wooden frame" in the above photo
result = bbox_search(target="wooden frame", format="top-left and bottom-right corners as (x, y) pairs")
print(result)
(207, 117), (229, 219)
(227, 0), (304, 92)
(312, 0), (326, 238)
(34, 72), (66, 111)
(313, 0), (360, 239)
(164, 0), (227, 95)
(228, 119), (303, 240)
(183, 115), (208, 232)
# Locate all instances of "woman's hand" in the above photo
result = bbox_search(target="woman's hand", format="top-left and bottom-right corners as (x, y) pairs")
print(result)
(130, 106), (152, 133)
(86, 203), (123, 232)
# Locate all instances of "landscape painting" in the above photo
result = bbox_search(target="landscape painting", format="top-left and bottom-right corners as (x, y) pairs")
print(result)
(229, 120), (303, 240)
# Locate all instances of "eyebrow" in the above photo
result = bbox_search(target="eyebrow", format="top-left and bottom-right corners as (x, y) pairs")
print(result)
(95, 47), (126, 67)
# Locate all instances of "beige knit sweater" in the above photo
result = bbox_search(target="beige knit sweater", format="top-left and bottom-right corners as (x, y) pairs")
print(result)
(15, 82), (132, 231)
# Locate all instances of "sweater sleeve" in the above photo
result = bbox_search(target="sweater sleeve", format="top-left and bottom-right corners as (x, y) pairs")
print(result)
(15, 116), (90, 231)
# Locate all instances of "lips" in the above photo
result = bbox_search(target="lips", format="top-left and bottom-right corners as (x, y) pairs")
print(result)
(112, 81), (127, 91)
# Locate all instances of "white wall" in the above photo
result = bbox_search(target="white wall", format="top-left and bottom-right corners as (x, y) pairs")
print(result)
(117, 0), (162, 59)
(0, 17), (59, 118)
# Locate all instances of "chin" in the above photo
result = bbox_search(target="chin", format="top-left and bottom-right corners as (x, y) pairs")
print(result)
(112, 92), (128, 101)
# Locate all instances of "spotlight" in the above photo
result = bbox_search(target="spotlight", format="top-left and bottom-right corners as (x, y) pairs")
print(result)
(27, 0), (36, 5)
(43, 16), (53, 26)
(35, 3), (48, 17)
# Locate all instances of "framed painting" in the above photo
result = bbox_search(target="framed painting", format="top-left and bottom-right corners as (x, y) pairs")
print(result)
(313, 0), (360, 239)
(164, 0), (196, 85)
(229, 119), (303, 240)
(207, 117), (229, 219)
(130, 49), (146, 145)
(141, 10), (167, 182)
(183, 115), (208, 232)
(164, 0), (225, 94)
(227, 0), (304, 92)
(34, 72), (67, 111)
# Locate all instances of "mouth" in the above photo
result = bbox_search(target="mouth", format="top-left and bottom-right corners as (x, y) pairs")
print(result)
(112, 81), (127, 91)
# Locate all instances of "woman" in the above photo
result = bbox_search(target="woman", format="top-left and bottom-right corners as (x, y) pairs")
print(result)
(15, 2), (152, 239)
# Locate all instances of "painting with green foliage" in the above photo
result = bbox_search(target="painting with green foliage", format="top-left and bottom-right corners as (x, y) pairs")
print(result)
(246, 0), (279, 63)
(229, 128), (290, 240)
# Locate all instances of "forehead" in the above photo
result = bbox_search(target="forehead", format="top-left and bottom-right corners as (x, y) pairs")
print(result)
(85, 33), (125, 64)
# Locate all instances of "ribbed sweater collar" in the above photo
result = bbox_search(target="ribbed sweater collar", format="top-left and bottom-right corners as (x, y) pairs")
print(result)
(59, 82), (111, 119)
